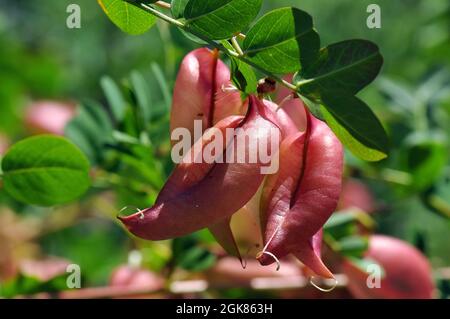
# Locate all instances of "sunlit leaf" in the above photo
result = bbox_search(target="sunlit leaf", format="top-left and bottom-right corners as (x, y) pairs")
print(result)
(243, 7), (319, 74)
(98, 0), (156, 35)
(2, 135), (90, 206)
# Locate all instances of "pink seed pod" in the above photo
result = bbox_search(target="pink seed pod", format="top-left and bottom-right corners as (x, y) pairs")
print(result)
(274, 75), (307, 132)
(19, 257), (71, 282)
(342, 235), (435, 299)
(170, 48), (245, 144)
(258, 111), (343, 279)
(110, 265), (164, 291)
(263, 99), (299, 139)
(118, 96), (280, 241)
(25, 100), (75, 135)
(129, 48), (276, 261)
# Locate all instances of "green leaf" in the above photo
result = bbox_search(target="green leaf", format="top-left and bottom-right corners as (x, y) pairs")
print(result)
(40, 219), (128, 284)
(0, 272), (68, 298)
(101, 76), (127, 122)
(320, 94), (389, 162)
(184, 0), (262, 40)
(171, 0), (190, 18)
(172, 233), (216, 272)
(296, 39), (383, 99)
(119, 149), (165, 190)
(221, 40), (256, 94)
(243, 7), (320, 74)
(65, 100), (114, 164)
(403, 133), (448, 191)
(151, 62), (172, 108)
(324, 211), (358, 240)
(336, 235), (369, 258)
(1, 135), (90, 206)
(230, 57), (257, 94)
(301, 94), (324, 120)
(324, 211), (358, 230)
(422, 170), (450, 219)
(173, 0), (208, 44)
(98, 0), (156, 35)
(130, 71), (152, 126)
(141, 244), (171, 272)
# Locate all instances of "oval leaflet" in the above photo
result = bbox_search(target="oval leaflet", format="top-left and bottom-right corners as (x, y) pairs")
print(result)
(1, 135), (90, 206)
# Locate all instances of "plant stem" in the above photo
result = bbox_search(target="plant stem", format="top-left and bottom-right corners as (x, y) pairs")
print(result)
(295, 78), (313, 89)
(231, 36), (244, 56)
(137, 3), (298, 93)
(25, 274), (348, 299)
(237, 33), (246, 40)
(155, 1), (171, 9)
(281, 79), (298, 91)
(141, 3), (184, 28)
(427, 194), (450, 218)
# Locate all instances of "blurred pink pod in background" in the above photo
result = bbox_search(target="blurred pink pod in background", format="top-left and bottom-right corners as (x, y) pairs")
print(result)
(338, 178), (376, 214)
(342, 235), (435, 299)
(206, 256), (302, 287)
(110, 265), (164, 291)
(25, 100), (75, 135)
(19, 257), (71, 282)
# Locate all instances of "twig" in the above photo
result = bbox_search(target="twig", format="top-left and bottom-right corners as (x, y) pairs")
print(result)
(155, 1), (171, 10)
(24, 275), (349, 299)
(141, 3), (184, 27)
(231, 36), (244, 56)
(237, 33), (246, 40)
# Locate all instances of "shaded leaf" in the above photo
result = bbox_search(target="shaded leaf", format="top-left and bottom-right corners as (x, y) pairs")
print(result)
(130, 70), (153, 127)
(296, 39), (383, 99)
(172, 234), (216, 272)
(65, 100), (114, 164)
(230, 56), (257, 94)
(403, 133), (448, 191)
(101, 76), (127, 122)
(320, 93), (389, 162)
(171, 0), (190, 18)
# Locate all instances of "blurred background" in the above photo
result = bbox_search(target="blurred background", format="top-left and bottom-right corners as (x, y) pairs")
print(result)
(0, 0), (449, 298)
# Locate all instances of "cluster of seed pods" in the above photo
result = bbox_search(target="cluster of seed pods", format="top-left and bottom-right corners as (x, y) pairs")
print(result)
(119, 48), (344, 279)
